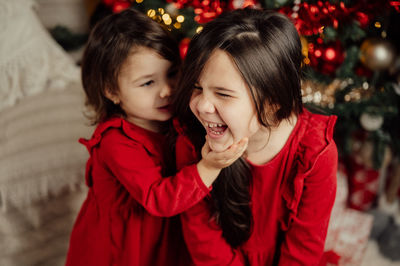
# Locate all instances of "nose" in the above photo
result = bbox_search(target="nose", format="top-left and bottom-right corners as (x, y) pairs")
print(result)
(159, 83), (172, 98)
(196, 93), (215, 114)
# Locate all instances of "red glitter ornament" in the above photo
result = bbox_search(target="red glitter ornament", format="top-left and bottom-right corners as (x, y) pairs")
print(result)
(168, 0), (227, 23)
(390, 1), (400, 12)
(112, 0), (132, 13)
(278, 0), (395, 37)
(355, 11), (371, 28)
(308, 41), (345, 76)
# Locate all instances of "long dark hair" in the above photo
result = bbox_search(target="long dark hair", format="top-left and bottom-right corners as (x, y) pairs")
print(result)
(81, 7), (180, 125)
(172, 8), (303, 247)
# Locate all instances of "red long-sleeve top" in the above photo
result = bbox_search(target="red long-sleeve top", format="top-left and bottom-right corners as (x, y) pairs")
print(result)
(65, 117), (210, 266)
(177, 109), (338, 266)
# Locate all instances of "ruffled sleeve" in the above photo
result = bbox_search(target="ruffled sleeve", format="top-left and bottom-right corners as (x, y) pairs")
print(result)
(279, 112), (338, 265)
(181, 199), (246, 266)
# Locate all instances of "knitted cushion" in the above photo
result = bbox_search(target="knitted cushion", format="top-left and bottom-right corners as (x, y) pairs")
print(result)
(0, 82), (93, 211)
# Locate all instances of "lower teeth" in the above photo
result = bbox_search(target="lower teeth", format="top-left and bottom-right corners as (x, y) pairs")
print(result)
(211, 130), (222, 135)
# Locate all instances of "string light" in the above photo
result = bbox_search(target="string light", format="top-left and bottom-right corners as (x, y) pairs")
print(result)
(196, 26), (203, 33)
(162, 14), (172, 25)
(176, 15), (185, 23)
(145, 6), (186, 32)
(147, 9), (156, 18)
(174, 22), (181, 29)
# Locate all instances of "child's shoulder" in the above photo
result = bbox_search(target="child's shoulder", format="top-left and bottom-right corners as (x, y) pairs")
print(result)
(295, 108), (338, 169)
(95, 118), (164, 158)
(82, 117), (146, 151)
(299, 108), (337, 148)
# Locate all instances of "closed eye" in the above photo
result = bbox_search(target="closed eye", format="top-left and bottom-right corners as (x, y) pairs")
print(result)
(194, 85), (202, 91)
(141, 80), (154, 87)
(216, 92), (231, 98)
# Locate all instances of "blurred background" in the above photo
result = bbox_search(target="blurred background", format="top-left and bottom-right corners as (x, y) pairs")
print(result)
(0, 0), (399, 265)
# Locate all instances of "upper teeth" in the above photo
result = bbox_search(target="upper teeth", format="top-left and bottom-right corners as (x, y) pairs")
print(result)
(205, 122), (223, 128)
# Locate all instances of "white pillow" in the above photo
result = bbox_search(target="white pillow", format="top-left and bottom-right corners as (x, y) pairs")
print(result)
(0, 0), (80, 111)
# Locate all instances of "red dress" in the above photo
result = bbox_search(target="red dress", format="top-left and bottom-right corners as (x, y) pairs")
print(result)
(65, 117), (210, 266)
(178, 109), (338, 266)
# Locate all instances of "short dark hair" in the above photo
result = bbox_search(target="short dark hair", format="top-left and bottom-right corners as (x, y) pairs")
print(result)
(82, 8), (180, 124)
(173, 8), (303, 247)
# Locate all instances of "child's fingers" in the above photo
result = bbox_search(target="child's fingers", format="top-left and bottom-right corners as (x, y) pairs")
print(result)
(227, 137), (248, 156)
(213, 138), (248, 162)
(201, 137), (248, 169)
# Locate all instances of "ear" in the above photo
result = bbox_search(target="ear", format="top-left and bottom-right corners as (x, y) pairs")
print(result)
(105, 89), (120, 105)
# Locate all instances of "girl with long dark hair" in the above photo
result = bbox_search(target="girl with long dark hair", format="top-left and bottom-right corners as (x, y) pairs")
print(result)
(173, 8), (338, 265)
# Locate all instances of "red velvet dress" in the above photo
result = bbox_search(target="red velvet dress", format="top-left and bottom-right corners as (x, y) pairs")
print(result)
(178, 109), (338, 266)
(65, 117), (210, 266)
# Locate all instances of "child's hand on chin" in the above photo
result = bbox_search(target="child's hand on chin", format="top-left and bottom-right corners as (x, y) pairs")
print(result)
(201, 136), (248, 170)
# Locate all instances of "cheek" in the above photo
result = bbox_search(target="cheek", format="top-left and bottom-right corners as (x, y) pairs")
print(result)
(228, 107), (258, 130)
(229, 113), (259, 142)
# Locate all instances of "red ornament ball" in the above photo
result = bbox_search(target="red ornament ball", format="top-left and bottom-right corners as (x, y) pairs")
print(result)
(308, 41), (344, 76)
(355, 12), (370, 28)
(112, 1), (131, 13)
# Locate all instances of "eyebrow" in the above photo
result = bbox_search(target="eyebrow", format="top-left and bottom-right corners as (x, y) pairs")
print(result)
(212, 86), (236, 93)
(195, 82), (236, 93)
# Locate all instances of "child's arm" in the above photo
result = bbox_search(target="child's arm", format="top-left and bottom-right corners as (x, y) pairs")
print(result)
(99, 131), (247, 217)
(181, 199), (245, 266)
(278, 142), (338, 265)
(175, 135), (246, 265)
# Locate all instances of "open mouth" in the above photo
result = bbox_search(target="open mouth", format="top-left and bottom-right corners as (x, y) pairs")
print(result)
(204, 121), (228, 137)
(157, 104), (171, 112)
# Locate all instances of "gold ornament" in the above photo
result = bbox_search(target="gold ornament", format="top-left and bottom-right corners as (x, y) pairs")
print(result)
(360, 38), (396, 71)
